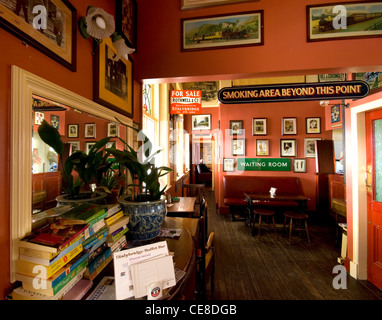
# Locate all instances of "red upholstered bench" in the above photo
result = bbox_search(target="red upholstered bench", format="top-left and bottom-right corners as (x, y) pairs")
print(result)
(223, 175), (304, 221)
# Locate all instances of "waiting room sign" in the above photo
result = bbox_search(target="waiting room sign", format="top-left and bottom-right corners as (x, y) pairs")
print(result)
(218, 81), (369, 104)
(237, 158), (291, 171)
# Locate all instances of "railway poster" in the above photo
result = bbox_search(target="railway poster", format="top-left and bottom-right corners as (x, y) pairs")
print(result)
(170, 90), (202, 114)
(307, 2), (382, 41)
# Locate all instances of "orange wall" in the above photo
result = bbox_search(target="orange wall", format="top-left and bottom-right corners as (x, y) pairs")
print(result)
(0, 0), (142, 297)
(135, 0), (382, 83)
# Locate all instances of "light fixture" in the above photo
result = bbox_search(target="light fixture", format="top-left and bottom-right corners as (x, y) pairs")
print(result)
(319, 100), (349, 108)
(112, 33), (135, 61)
(79, 6), (115, 41)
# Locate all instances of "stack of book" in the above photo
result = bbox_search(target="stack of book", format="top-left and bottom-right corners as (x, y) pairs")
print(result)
(11, 203), (124, 300)
(104, 204), (129, 252)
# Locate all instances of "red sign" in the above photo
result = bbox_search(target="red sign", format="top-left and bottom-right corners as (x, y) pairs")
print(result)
(170, 90), (202, 114)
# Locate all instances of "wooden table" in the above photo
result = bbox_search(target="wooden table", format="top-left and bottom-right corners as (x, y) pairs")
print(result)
(244, 192), (310, 233)
(166, 197), (197, 218)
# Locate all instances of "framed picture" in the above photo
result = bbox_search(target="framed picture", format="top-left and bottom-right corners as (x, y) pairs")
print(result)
(293, 158), (307, 173)
(116, 0), (137, 48)
(282, 117), (297, 135)
(223, 158), (235, 172)
(0, 0), (77, 71)
(331, 105), (341, 123)
(181, 0), (259, 10)
(50, 115), (60, 130)
(306, 117), (321, 134)
(252, 118), (267, 135)
(68, 124), (78, 138)
(35, 112), (44, 125)
(232, 138), (245, 156)
(229, 120), (243, 135)
(355, 72), (382, 93)
(108, 122), (119, 137)
(280, 139), (296, 157)
(68, 141), (80, 155)
(181, 10), (264, 51)
(307, 2), (382, 42)
(304, 138), (321, 157)
(192, 114), (211, 130)
(85, 123), (96, 138)
(94, 37), (133, 118)
(107, 141), (116, 149)
(256, 139), (269, 156)
(85, 142), (96, 154)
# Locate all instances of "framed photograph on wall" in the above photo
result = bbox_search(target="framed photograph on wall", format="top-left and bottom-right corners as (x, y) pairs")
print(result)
(229, 120), (243, 135)
(192, 114), (211, 130)
(0, 0), (77, 71)
(68, 141), (80, 155)
(68, 124), (78, 138)
(85, 142), (96, 154)
(181, 10), (264, 51)
(331, 105), (341, 123)
(307, 2), (382, 42)
(116, 0), (137, 48)
(108, 122), (119, 137)
(94, 37), (133, 118)
(85, 123), (96, 138)
(280, 139), (296, 157)
(293, 158), (307, 173)
(304, 138), (321, 157)
(256, 139), (269, 156)
(252, 118), (267, 135)
(306, 117), (321, 134)
(282, 117), (297, 135)
(232, 138), (245, 156)
(223, 158), (235, 172)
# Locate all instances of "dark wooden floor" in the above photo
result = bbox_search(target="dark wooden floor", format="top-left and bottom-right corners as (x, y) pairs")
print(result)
(204, 190), (382, 300)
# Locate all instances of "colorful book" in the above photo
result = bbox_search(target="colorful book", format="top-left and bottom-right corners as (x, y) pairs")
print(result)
(105, 210), (124, 225)
(102, 204), (122, 219)
(106, 215), (129, 235)
(17, 243), (83, 279)
(21, 259), (87, 296)
(106, 226), (128, 243)
(83, 227), (109, 250)
(84, 218), (105, 239)
(84, 247), (112, 280)
(18, 222), (87, 254)
(108, 236), (128, 253)
(58, 203), (106, 225)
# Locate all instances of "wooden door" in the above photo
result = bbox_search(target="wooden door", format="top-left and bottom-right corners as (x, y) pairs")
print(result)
(365, 108), (382, 290)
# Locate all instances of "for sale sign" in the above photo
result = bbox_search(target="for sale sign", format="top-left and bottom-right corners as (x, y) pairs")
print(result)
(170, 90), (202, 114)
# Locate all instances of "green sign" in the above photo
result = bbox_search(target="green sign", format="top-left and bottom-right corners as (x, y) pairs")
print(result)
(237, 158), (291, 171)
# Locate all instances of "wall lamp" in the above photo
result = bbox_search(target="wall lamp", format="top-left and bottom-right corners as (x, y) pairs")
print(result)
(319, 100), (350, 108)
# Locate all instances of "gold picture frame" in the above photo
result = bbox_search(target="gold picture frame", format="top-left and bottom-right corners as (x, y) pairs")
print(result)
(94, 37), (133, 118)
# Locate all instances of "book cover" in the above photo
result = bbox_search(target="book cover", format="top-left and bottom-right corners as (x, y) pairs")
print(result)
(102, 204), (122, 219)
(84, 255), (112, 281)
(85, 247), (112, 276)
(106, 226), (128, 243)
(108, 236), (128, 253)
(17, 243), (83, 279)
(83, 227), (109, 250)
(59, 203), (106, 224)
(106, 216), (129, 235)
(105, 210), (124, 225)
(84, 218), (105, 239)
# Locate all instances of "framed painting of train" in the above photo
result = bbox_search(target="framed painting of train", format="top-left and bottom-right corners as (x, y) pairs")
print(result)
(181, 10), (263, 51)
(307, 2), (382, 42)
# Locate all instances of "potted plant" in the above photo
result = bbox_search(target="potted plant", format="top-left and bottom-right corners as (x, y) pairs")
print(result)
(108, 127), (172, 240)
(37, 120), (115, 206)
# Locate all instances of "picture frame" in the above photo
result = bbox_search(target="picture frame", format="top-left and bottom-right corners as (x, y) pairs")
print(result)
(223, 158), (235, 172)
(307, 2), (382, 42)
(181, 10), (264, 51)
(229, 120), (243, 135)
(331, 105), (341, 123)
(35, 112), (44, 125)
(68, 141), (80, 155)
(108, 122), (119, 137)
(67, 124), (78, 138)
(181, 0), (259, 10)
(293, 158), (307, 173)
(85, 142), (96, 154)
(0, 0), (77, 71)
(94, 36), (133, 118)
(192, 114), (211, 130)
(232, 138), (245, 156)
(252, 118), (267, 135)
(116, 0), (137, 48)
(280, 139), (296, 157)
(306, 117), (321, 134)
(282, 117), (297, 135)
(256, 139), (269, 156)
(50, 115), (60, 130)
(304, 138), (321, 157)
(85, 123), (96, 138)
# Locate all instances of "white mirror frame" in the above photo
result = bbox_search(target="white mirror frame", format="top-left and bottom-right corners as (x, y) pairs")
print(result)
(10, 66), (133, 282)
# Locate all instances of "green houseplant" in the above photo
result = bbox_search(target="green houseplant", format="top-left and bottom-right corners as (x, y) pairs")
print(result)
(38, 120), (115, 205)
(108, 126), (172, 240)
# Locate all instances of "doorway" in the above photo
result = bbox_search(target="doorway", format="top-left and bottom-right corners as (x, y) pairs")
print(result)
(192, 138), (214, 189)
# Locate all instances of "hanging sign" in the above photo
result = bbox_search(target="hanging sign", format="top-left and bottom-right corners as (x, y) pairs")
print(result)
(237, 158), (291, 171)
(218, 81), (369, 104)
(170, 90), (202, 114)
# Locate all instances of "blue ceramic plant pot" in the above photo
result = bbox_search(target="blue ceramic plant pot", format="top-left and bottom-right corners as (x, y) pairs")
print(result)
(118, 196), (166, 240)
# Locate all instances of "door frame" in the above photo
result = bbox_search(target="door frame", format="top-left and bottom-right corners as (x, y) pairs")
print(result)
(349, 97), (382, 281)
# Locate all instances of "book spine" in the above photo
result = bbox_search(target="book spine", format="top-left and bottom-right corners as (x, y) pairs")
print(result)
(85, 248), (111, 276)
(85, 255), (112, 281)
(85, 209), (107, 224)
(105, 211), (124, 225)
(107, 226), (128, 242)
(107, 216), (130, 234)
(18, 239), (58, 254)
(84, 219), (106, 239)
(105, 204), (122, 218)
(83, 228), (109, 250)
(108, 236), (127, 252)
(19, 247), (56, 261)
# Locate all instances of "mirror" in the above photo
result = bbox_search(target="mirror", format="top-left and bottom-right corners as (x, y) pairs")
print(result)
(10, 66), (134, 282)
